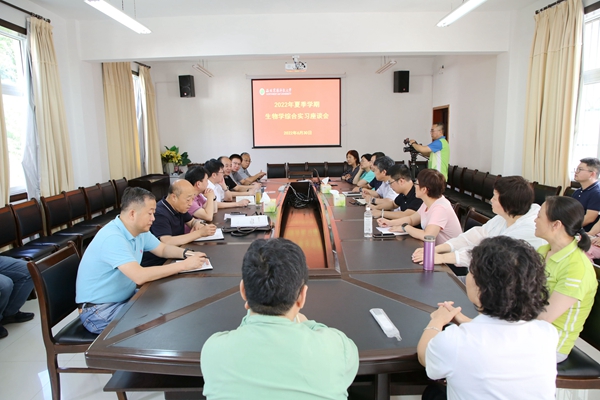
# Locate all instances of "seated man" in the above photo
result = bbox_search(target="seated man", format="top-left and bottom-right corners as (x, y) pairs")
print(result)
(141, 180), (216, 267)
(362, 156), (397, 209)
(367, 152), (386, 191)
(232, 152), (266, 185)
(204, 158), (251, 209)
(0, 257), (35, 339)
(185, 166), (215, 223)
(201, 238), (359, 400)
(372, 164), (422, 220)
(219, 156), (259, 193)
(76, 187), (209, 334)
(572, 157), (600, 231)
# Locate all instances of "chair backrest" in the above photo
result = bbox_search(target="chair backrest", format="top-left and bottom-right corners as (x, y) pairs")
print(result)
(0, 205), (20, 248)
(471, 171), (488, 199)
(533, 183), (562, 205)
(463, 207), (490, 232)
(563, 186), (577, 197)
(461, 168), (477, 195)
(82, 185), (106, 217)
(325, 162), (346, 177)
(26, 242), (81, 335)
(580, 265), (600, 351)
(10, 199), (46, 245)
(112, 177), (129, 207)
(447, 165), (456, 189)
(267, 163), (287, 179)
(64, 189), (90, 222)
(40, 193), (72, 234)
(100, 181), (118, 211)
(482, 173), (500, 202)
(288, 162), (307, 172)
(307, 163), (326, 178)
(451, 166), (464, 192)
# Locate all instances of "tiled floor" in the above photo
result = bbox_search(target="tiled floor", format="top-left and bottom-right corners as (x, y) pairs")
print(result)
(1, 298), (600, 400)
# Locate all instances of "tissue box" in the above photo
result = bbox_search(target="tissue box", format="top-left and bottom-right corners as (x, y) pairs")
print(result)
(333, 194), (346, 207)
(320, 184), (331, 194)
(263, 199), (277, 213)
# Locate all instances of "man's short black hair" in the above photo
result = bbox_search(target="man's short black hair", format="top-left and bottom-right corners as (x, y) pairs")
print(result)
(242, 238), (309, 316)
(371, 152), (385, 159)
(434, 123), (445, 133)
(204, 159), (224, 176)
(121, 187), (155, 212)
(493, 176), (534, 217)
(389, 164), (411, 181)
(469, 236), (549, 322)
(230, 153), (242, 162)
(185, 166), (208, 186)
(580, 158), (600, 174)
(373, 156), (394, 174)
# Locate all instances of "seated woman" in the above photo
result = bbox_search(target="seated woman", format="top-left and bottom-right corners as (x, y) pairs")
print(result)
(417, 236), (558, 400)
(351, 153), (375, 190)
(377, 169), (461, 244)
(411, 176), (547, 266)
(535, 196), (598, 363)
(341, 150), (360, 184)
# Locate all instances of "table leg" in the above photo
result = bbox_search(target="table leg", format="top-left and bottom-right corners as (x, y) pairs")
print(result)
(376, 373), (390, 400)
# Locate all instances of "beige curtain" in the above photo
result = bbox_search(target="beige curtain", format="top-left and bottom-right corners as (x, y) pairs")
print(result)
(0, 79), (9, 206)
(29, 18), (74, 197)
(522, 0), (583, 188)
(103, 62), (141, 179)
(139, 66), (163, 174)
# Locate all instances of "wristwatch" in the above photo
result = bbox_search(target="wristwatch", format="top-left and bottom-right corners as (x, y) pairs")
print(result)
(371, 198), (377, 205)
(401, 223), (409, 233)
(182, 248), (193, 259)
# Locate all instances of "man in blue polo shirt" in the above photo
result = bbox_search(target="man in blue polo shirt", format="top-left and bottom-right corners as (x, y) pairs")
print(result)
(407, 123), (450, 179)
(141, 180), (216, 267)
(76, 187), (209, 334)
(572, 157), (600, 231)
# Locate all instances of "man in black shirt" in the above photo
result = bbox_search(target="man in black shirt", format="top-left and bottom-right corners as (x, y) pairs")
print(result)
(219, 156), (260, 193)
(372, 164), (422, 220)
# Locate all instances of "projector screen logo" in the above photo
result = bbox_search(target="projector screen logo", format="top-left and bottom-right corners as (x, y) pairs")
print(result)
(259, 88), (265, 96)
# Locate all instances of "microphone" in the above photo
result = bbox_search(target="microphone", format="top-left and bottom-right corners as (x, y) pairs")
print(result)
(313, 168), (322, 184)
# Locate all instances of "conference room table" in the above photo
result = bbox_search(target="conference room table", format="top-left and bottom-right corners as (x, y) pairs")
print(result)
(85, 178), (476, 399)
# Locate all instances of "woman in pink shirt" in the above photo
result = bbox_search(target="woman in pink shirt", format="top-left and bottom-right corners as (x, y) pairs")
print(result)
(377, 169), (462, 245)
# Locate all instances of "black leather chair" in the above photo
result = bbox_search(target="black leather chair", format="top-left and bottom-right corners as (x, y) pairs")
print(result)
(446, 165), (456, 190)
(533, 182), (562, 206)
(80, 185), (115, 226)
(10, 199), (80, 251)
(26, 243), (126, 400)
(563, 186), (577, 197)
(99, 181), (121, 218)
(0, 205), (55, 261)
(556, 264), (600, 389)
(40, 193), (99, 254)
(266, 163), (287, 179)
(112, 177), (129, 206)
(308, 162), (326, 178)
(288, 162), (308, 172)
(325, 162), (346, 177)
(462, 207), (490, 232)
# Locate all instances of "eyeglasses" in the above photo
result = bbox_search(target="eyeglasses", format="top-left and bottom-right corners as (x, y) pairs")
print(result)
(389, 179), (399, 185)
(218, 170), (224, 175)
(415, 182), (420, 186)
(574, 168), (593, 173)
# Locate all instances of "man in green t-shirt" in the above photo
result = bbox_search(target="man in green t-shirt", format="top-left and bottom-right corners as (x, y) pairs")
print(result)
(201, 238), (359, 400)
(407, 123), (450, 180)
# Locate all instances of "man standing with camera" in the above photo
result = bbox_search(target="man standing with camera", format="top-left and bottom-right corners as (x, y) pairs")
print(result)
(406, 123), (450, 180)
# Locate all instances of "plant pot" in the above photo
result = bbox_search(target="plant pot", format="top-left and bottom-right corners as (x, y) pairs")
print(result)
(165, 163), (175, 175)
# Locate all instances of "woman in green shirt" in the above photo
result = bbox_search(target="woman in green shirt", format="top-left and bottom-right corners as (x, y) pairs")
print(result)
(535, 196), (598, 363)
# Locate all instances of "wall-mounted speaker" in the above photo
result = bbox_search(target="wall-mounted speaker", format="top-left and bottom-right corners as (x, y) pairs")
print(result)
(179, 75), (195, 98)
(393, 71), (409, 93)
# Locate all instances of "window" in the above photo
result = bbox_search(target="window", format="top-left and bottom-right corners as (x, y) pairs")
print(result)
(572, 7), (600, 171)
(0, 25), (27, 195)
(132, 71), (147, 175)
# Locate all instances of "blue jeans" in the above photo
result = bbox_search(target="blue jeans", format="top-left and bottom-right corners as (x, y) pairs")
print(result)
(0, 256), (34, 321)
(80, 302), (127, 334)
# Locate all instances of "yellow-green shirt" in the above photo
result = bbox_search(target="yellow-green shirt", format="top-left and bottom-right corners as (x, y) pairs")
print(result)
(201, 311), (359, 400)
(538, 239), (598, 355)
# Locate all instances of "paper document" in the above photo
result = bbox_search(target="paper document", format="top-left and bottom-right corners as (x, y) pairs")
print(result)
(177, 259), (213, 273)
(235, 195), (256, 205)
(224, 213), (246, 220)
(376, 227), (408, 236)
(230, 215), (269, 227)
(353, 199), (367, 205)
(343, 191), (362, 197)
(193, 228), (224, 241)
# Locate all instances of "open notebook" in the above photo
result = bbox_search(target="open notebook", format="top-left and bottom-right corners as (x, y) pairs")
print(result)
(177, 259), (214, 273)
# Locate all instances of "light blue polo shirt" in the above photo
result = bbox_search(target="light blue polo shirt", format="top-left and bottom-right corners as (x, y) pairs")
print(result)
(75, 216), (160, 304)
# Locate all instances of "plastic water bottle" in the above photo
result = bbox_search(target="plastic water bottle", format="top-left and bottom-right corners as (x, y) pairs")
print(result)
(364, 206), (373, 237)
(423, 235), (435, 271)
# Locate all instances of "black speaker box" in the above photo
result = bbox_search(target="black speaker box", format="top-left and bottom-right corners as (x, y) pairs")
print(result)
(179, 75), (195, 98)
(394, 71), (409, 93)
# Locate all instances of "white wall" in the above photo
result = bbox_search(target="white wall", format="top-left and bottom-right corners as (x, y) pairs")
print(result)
(151, 57), (435, 172)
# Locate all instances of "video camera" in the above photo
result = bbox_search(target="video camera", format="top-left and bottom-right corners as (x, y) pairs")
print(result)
(403, 138), (419, 155)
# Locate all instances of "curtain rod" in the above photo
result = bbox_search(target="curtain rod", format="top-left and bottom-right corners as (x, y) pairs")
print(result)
(0, 0), (50, 23)
(536, 0), (566, 14)
(135, 61), (151, 69)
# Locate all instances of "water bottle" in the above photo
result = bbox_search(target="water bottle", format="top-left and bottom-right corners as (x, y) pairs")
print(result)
(364, 206), (373, 237)
(423, 235), (435, 271)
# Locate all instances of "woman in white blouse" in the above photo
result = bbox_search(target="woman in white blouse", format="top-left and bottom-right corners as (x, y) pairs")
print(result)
(412, 176), (546, 266)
